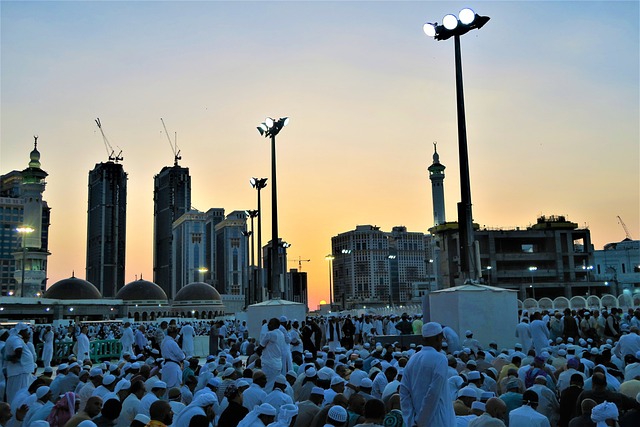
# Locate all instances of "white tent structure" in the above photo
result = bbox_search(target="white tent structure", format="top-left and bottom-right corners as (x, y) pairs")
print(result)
(429, 284), (519, 350)
(246, 299), (307, 340)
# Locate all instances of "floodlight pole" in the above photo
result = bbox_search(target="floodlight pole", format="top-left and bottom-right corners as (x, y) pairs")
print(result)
(270, 132), (281, 299)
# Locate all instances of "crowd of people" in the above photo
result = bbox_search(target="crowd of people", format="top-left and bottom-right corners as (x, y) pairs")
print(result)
(0, 307), (638, 426)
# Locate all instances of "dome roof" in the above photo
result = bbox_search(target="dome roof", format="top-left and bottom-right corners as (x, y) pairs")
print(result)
(174, 282), (221, 302)
(116, 279), (168, 301)
(45, 276), (102, 300)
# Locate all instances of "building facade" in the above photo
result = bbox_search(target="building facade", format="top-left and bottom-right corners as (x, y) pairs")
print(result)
(172, 210), (207, 298)
(0, 142), (51, 297)
(593, 238), (640, 295)
(432, 215), (594, 299)
(153, 164), (191, 298)
(215, 211), (249, 296)
(86, 161), (127, 297)
(331, 225), (431, 309)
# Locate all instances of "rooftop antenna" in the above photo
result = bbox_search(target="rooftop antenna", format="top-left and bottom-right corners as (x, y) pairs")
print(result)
(95, 118), (123, 162)
(161, 118), (181, 166)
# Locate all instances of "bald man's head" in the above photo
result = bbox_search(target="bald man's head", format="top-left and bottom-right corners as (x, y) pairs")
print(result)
(485, 397), (507, 420)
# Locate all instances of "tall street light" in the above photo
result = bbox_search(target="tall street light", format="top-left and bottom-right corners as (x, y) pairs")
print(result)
(325, 254), (335, 306)
(250, 177), (267, 300)
(198, 267), (208, 283)
(257, 117), (289, 299)
(528, 266), (537, 299)
(423, 9), (490, 282)
(16, 226), (34, 296)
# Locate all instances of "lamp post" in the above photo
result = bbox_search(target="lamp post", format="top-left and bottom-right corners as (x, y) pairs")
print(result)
(198, 267), (208, 283)
(257, 117), (289, 299)
(528, 266), (537, 299)
(16, 226), (34, 296)
(582, 265), (594, 295)
(325, 254), (335, 306)
(250, 178), (267, 300)
(423, 9), (490, 282)
(245, 210), (259, 267)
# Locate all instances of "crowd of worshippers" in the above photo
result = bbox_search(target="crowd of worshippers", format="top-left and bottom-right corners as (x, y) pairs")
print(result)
(0, 307), (638, 426)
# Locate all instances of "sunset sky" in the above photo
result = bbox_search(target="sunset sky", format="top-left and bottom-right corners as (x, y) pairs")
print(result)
(1, 1), (638, 310)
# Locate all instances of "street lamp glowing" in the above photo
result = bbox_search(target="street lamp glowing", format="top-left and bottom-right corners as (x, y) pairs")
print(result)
(265, 117), (274, 128)
(443, 14), (458, 30)
(528, 266), (537, 272)
(423, 23), (437, 37)
(16, 227), (35, 234)
(198, 267), (208, 273)
(459, 8), (475, 25)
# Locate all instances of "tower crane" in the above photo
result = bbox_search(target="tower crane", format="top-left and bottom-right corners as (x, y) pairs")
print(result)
(95, 118), (123, 162)
(617, 216), (633, 239)
(288, 256), (311, 271)
(161, 118), (181, 166)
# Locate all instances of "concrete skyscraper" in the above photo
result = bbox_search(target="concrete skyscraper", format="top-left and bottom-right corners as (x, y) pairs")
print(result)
(86, 161), (127, 297)
(428, 143), (446, 226)
(154, 163), (191, 298)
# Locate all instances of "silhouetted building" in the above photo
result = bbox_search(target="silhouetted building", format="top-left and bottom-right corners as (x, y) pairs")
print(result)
(0, 140), (51, 297)
(153, 164), (191, 298)
(215, 211), (249, 296)
(86, 161), (127, 297)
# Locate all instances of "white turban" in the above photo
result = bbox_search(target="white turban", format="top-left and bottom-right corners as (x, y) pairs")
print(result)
(591, 401), (618, 427)
(277, 403), (298, 424)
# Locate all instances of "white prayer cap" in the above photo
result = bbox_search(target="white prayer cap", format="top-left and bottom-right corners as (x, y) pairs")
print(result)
(305, 368), (317, 378)
(370, 359), (381, 367)
(15, 322), (29, 332)
(317, 367), (334, 381)
(208, 377), (221, 387)
(115, 379), (131, 393)
(328, 405), (348, 423)
(458, 387), (478, 398)
(467, 371), (481, 381)
(236, 380), (250, 388)
(257, 403), (277, 416)
(58, 363), (69, 370)
(31, 422), (51, 427)
(36, 386), (50, 399)
(331, 376), (346, 386)
(591, 401), (619, 424)
(590, 348), (600, 355)
(102, 374), (116, 386)
(152, 381), (167, 389)
(311, 386), (325, 396)
(636, 392), (640, 404)
(274, 375), (287, 386)
(558, 349), (567, 356)
(223, 367), (235, 377)
(279, 315), (288, 323)
(133, 414), (150, 424)
(360, 378), (373, 388)
(89, 367), (103, 377)
(44, 366), (53, 373)
(471, 401), (486, 411)
(465, 330), (473, 336)
(568, 337), (574, 343)
(422, 322), (444, 337)
(514, 343), (523, 349)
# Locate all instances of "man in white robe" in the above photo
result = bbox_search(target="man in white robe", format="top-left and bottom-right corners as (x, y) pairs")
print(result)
(529, 313), (550, 356)
(399, 322), (455, 427)
(41, 326), (54, 369)
(181, 323), (195, 358)
(516, 319), (533, 354)
(120, 322), (135, 356)
(5, 323), (35, 405)
(260, 318), (285, 392)
(76, 326), (91, 363)
(161, 326), (186, 389)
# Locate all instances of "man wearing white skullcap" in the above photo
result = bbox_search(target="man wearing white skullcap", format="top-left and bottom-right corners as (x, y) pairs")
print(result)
(263, 375), (293, 413)
(172, 393), (217, 427)
(237, 402), (277, 427)
(591, 401), (618, 427)
(399, 322), (455, 427)
(326, 404), (348, 426)
(23, 386), (53, 426)
(4, 323), (35, 405)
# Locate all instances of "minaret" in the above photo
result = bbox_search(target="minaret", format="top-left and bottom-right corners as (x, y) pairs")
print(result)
(14, 137), (50, 297)
(428, 142), (446, 226)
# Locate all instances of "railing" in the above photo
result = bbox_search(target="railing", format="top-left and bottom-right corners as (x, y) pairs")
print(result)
(35, 340), (122, 363)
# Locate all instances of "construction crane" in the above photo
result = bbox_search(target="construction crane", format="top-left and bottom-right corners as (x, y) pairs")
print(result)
(617, 216), (633, 239)
(161, 118), (181, 166)
(95, 118), (123, 162)
(288, 256), (311, 271)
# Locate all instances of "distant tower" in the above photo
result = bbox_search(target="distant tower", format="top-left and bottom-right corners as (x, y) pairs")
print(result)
(154, 164), (191, 298)
(428, 142), (446, 226)
(13, 138), (50, 297)
(86, 161), (127, 297)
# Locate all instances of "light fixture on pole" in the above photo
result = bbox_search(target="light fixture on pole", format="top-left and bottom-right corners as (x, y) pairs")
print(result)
(16, 226), (34, 297)
(245, 210), (259, 267)
(325, 254), (335, 306)
(197, 267), (208, 282)
(250, 177), (267, 301)
(528, 266), (537, 299)
(423, 8), (490, 282)
(257, 117), (289, 299)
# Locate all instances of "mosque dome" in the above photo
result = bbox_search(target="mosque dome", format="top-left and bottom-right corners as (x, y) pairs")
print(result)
(45, 275), (102, 300)
(116, 279), (168, 301)
(29, 142), (41, 169)
(174, 282), (221, 302)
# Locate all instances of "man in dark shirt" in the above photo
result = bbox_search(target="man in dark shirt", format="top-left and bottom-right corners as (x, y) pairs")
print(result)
(576, 372), (639, 415)
(560, 374), (585, 427)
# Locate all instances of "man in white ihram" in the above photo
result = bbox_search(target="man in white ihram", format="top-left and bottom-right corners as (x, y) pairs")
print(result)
(181, 323), (195, 358)
(41, 326), (54, 370)
(161, 325), (186, 389)
(260, 318), (285, 392)
(399, 322), (455, 427)
(76, 326), (91, 363)
(5, 323), (35, 405)
(120, 322), (135, 356)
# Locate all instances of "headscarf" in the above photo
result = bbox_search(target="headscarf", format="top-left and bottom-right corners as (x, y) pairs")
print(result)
(238, 403), (277, 427)
(271, 403), (298, 426)
(46, 392), (76, 427)
(591, 401), (618, 427)
(172, 393), (217, 427)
